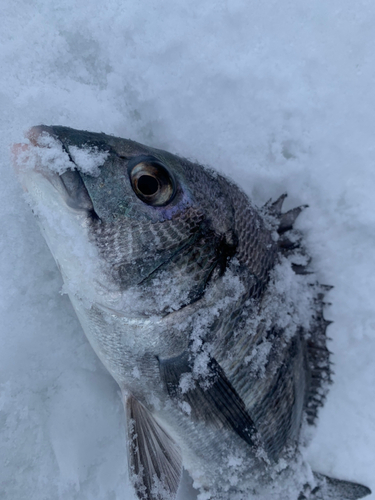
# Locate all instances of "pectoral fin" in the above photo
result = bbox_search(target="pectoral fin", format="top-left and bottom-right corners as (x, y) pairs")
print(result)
(299, 472), (371, 500)
(159, 352), (260, 453)
(124, 393), (182, 500)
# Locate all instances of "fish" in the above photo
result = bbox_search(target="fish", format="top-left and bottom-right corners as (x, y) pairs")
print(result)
(13, 125), (371, 500)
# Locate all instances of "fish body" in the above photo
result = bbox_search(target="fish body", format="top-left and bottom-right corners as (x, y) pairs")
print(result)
(14, 126), (371, 500)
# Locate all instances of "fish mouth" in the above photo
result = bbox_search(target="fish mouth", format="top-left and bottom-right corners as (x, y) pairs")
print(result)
(14, 126), (96, 215)
(55, 168), (96, 213)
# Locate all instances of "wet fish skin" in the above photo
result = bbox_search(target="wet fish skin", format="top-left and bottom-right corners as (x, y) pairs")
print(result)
(14, 125), (371, 500)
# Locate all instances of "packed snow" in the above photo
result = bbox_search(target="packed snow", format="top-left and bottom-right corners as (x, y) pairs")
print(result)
(1, 1), (375, 499)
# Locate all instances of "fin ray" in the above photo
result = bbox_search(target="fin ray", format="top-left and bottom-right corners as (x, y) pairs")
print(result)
(125, 394), (182, 500)
(159, 352), (261, 454)
(278, 205), (308, 234)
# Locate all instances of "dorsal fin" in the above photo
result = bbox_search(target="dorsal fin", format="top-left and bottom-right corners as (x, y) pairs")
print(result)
(265, 195), (333, 426)
(278, 205), (308, 234)
(124, 393), (182, 500)
(305, 288), (333, 425)
(264, 193), (288, 216)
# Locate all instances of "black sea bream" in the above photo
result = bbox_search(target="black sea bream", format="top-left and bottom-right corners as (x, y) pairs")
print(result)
(14, 126), (371, 500)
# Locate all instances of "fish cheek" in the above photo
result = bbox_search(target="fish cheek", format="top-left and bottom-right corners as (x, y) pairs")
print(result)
(134, 230), (237, 313)
(85, 208), (200, 293)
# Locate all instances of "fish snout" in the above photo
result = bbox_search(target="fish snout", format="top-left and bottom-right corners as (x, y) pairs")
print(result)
(14, 125), (96, 213)
(27, 124), (57, 145)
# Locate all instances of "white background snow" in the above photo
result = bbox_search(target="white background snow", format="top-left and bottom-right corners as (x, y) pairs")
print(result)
(1, 1), (375, 498)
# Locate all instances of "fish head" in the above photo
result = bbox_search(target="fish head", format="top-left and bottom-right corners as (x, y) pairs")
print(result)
(14, 126), (255, 323)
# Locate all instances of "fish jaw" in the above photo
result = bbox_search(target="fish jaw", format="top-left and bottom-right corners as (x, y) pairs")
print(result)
(12, 128), (118, 309)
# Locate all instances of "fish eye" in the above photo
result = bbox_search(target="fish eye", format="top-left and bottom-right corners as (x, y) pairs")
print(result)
(129, 158), (175, 206)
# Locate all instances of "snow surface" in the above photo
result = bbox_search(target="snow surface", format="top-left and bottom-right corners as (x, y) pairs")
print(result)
(1, 1), (375, 498)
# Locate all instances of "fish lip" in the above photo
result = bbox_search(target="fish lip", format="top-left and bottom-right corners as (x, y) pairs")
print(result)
(59, 169), (97, 213)
(27, 124), (57, 144)
(19, 125), (97, 215)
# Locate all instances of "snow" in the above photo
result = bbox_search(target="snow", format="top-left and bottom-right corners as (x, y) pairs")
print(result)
(14, 134), (72, 174)
(69, 145), (108, 176)
(1, 1), (375, 499)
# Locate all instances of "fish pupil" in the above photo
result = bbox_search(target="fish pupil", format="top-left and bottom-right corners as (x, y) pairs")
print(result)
(137, 175), (159, 196)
